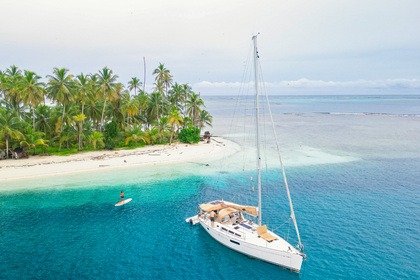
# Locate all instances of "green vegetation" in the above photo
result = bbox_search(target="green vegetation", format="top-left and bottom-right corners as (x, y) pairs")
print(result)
(178, 126), (201, 144)
(104, 118), (118, 150)
(0, 63), (212, 158)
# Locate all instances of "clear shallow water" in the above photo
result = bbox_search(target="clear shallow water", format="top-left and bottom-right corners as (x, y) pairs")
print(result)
(1, 95), (420, 279)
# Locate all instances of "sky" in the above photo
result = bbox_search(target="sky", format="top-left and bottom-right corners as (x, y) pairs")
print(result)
(1, 0), (420, 95)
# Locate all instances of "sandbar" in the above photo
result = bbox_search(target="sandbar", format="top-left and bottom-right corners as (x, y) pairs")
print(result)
(0, 137), (240, 183)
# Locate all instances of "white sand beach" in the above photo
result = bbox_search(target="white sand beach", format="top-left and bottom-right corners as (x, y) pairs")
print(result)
(0, 137), (240, 183)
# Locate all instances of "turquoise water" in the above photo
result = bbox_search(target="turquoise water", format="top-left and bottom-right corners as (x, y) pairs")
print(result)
(1, 95), (420, 279)
(1, 160), (419, 279)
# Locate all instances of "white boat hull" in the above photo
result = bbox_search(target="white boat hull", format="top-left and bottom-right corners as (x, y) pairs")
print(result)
(198, 217), (303, 272)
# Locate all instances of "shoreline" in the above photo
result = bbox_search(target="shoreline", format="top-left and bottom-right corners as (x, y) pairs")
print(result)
(0, 137), (240, 185)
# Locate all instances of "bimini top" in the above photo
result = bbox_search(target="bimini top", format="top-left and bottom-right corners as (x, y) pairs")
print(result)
(199, 200), (258, 217)
(199, 200), (227, 212)
(216, 207), (238, 223)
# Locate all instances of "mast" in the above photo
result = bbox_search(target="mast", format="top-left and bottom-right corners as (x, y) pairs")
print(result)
(253, 34), (304, 253)
(252, 35), (262, 226)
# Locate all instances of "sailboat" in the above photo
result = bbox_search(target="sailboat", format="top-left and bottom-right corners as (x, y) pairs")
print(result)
(186, 35), (306, 272)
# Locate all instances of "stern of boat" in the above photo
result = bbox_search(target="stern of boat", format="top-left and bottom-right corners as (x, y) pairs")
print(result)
(185, 215), (200, 225)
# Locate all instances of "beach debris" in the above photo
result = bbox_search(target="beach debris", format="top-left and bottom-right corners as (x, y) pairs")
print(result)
(202, 131), (211, 143)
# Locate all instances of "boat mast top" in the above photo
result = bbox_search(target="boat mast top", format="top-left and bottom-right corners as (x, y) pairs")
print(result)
(252, 34), (262, 226)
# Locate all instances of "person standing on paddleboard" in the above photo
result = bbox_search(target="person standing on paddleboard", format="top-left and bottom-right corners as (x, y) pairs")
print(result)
(120, 191), (124, 202)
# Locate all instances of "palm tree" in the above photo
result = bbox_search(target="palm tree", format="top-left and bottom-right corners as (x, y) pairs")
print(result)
(74, 73), (96, 143)
(135, 91), (150, 129)
(34, 138), (49, 155)
(108, 83), (125, 129)
(53, 104), (78, 151)
(19, 70), (45, 129)
(167, 108), (183, 144)
(152, 63), (173, 95)
(186, 92), (204, 127)
(35, 138), (49, 155)
(3, 65), (23, 115)
(84, 74), (102, 129)
(73, 113), (86, 151)
(181, 83), (193, 116)
(182, 116), (193, 128)
(153, 81), (164, 95)
(128, 77), (142, 96)
(121, 92), (139, 126)
(168, 82), (184, 110)
(34, 104), (51, 136)
(89, 130), (104, 150)
(154, 116), (170, 144)
(74, 73), (91, 116)
(57, 125), (77, 150)
(21, 128), (48, 155)
(0, 109), (24, 158)
(97, 67), (119, 131)
(198, 110), (213, 131)
(146, 127), (159, 145)
(124, 125), (150, 146)
(46, 68), (74, 134)
(147, 92), (165, 125)
(1, 62), (210, 154)
(0, 70), (6, 104)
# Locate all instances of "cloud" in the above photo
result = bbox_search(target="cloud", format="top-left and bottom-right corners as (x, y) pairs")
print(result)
(194, 78), (420, 95)
(282, 78), (420, 89)
(195, 81), (243, 88)
(2, 0), (420, 95)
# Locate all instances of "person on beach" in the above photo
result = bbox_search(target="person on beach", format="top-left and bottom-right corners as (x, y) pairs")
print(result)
(120, 191), (124, 202)
(210, 210), (215, 227)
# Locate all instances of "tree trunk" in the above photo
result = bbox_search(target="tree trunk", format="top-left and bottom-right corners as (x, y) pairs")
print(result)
(31, 106), (35, 130)
(60, 104), (66, 133)
(5, 137), (9, 159)
(100, 98), (107, 132)
(78, 121), (83, 151)
(170, 131), (175, 145)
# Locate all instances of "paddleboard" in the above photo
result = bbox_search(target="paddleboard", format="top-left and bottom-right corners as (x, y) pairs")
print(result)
(115, 198), (132, 206)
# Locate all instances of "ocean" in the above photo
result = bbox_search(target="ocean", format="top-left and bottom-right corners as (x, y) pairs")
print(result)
(1, 95), (419, 279)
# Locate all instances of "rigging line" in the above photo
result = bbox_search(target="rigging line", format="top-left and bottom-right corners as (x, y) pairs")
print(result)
(216, 41), (254, 205)
(238, 51), (251, 170)
(257, 58), (274, 202)
(225, 41), (253, 173)
(270, 217), (292, 232)
(217, 97), (243, 174)
(244, 41), (256, 175)
(258, 58), (304, 251)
